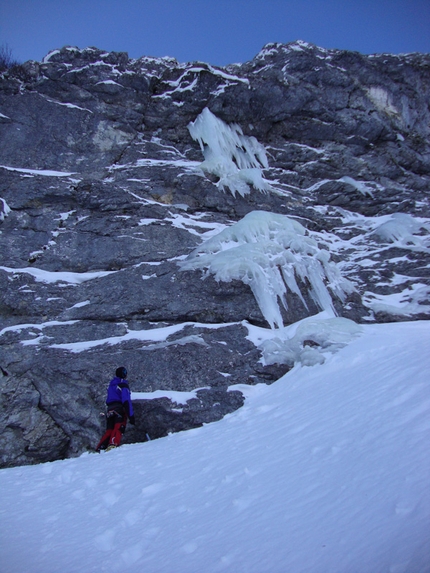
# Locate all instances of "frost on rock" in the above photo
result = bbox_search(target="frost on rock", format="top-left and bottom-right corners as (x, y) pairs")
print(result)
(257, 314), (363, 367)
(188, 108), (270, 197)
(180, 211), (355, 329)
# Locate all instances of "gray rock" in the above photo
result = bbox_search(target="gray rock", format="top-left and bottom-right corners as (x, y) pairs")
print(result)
(0, 41), (429, 467)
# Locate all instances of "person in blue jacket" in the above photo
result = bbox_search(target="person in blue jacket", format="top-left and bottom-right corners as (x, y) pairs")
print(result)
(96, 367), (135, 451)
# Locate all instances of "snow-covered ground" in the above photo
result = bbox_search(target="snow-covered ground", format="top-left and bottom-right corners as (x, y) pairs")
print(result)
(1, 320), (429, 573)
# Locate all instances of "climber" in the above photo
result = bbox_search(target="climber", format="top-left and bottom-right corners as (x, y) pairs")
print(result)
(96, 366), (135, 451)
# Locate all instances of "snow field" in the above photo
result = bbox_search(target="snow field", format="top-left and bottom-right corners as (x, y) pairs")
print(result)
(0, 320), (429, 572)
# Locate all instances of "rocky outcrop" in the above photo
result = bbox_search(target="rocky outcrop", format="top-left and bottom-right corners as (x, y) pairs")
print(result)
(1, 41), (429, 467)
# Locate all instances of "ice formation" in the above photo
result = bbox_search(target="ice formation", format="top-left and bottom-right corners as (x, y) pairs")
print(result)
(371, 213), (430, 251)
(338, 176), (377, 197)
(256, 314), (363, 367)
(0, 197), (11, 221)
(188, 108), (270, 197)
(180, 211), (355, 329)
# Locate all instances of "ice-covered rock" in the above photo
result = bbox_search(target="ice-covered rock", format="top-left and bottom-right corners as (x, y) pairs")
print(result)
(372, 213), (430, 251)
(0, 41), (429, 467)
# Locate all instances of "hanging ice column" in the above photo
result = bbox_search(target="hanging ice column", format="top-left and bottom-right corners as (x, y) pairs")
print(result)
(180, 211), (356, 329)
(0, 198), (11, 222)
(188, 108), (271, 197)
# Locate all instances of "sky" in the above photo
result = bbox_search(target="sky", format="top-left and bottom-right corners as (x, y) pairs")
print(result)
(1, 0), (429, 68)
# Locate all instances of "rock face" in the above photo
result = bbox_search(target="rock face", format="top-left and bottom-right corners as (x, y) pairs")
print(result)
(1, 41), (429, 467)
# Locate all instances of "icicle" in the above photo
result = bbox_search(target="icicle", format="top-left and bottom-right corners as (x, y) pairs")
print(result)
(0, 198), (11, 222)
(180, 211), (355, 329)
(188, 108), (270, 197)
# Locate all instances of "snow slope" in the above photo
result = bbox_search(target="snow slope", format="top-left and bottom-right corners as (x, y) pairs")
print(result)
(1, 321), (429, 573)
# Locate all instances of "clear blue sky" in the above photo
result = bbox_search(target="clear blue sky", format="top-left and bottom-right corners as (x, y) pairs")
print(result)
(1, 0), (429, 67)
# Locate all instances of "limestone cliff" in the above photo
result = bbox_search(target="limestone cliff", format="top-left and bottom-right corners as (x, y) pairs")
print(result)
(1, 41), (429, 467)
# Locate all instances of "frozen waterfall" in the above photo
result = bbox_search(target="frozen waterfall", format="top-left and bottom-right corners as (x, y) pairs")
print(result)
(188, 107), (271, 197)
(180, 210), (355, 329)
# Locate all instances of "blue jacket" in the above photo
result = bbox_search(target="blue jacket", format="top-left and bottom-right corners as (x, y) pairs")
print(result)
(106, 377), (134, 417)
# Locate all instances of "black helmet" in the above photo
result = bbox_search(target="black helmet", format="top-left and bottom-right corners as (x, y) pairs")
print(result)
(116, 366), (127, 379)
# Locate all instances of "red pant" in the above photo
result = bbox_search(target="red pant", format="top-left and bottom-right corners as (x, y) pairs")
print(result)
(96, 409), (127, 451)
